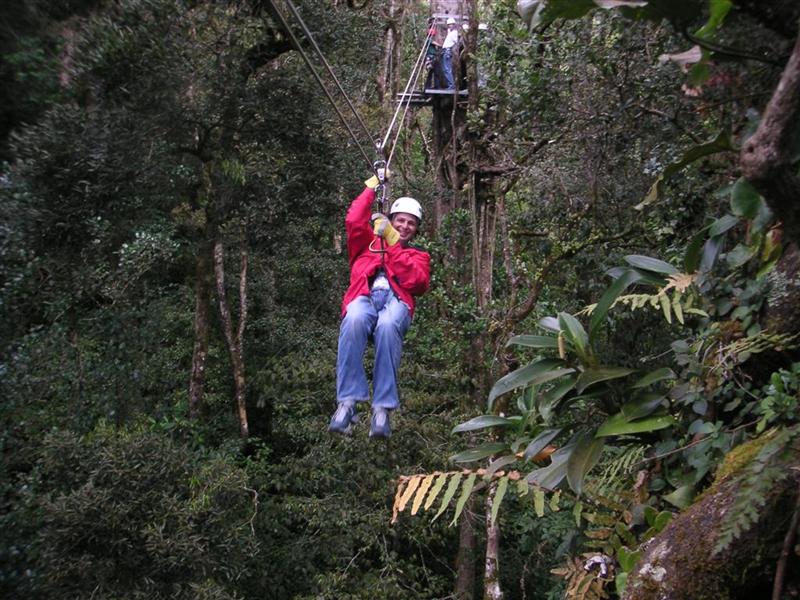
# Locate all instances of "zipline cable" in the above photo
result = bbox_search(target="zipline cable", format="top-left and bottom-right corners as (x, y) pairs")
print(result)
(281, 0), (376, 149)
(384, 31), (432, 170)
(269, 0), (375, 169)
(381, 30), (433, 169)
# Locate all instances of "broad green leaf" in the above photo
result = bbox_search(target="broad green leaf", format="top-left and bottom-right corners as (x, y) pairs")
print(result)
(644, 505), (657, 526)
(684, 227), (709, 272)
(663, 484), (694, 509)
(517, 0), (545, 29)
(624, 255), (678, 275)
(589, 268), (642, 341)
(596, 412), (675, 437)
(506, 334), (558, 349)
(450, 442), (509, 463)
(526, 442), (575, 489)
(576, 367), (636, 394)
(540, 0), (596, 22)
(608, 266), (667, 287)
(538, 316), (560, 332)
(621, 392), (665, 421)
(633, 367), (676, 388)
(616, 573), (629, 597)
(653, 511), (673, 532)
(636, 131), (732, 209)
(558, 312), (588, 357)
(433, 473), (461, 521)
(423, 473), (448, 511)
(730, 178), (761, 219)
(726, 243), (754, 268)
(523, 428), (561, 460)
(452, 415), (515, 434)
(490, 477), (509, 525)
(451, 473), (477, 526)
(699, 235), (723, 273)
(617, 547), (642, 572)
(566, 434), (605, 496)
(485, 454), (519, 480)
(695, 0), (732, 38)
(709, 214), (739, 237)
(488, 358), (570, 410)
(531, 368), (576, 388)
(533, 488), (546, 517)
(538, 377), (577, 422)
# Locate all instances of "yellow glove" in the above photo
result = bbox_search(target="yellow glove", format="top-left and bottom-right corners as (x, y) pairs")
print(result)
(364, 168), (391, 189)
(372, 213), (400, 246)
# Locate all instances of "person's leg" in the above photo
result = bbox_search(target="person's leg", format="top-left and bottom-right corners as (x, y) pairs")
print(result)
(336, 295), (377, 404)
(372, 295), (411, 411)
(330, 296), (376, 433)
(442, 48), (454, 89)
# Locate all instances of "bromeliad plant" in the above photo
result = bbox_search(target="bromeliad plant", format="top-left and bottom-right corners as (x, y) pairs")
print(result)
(450, 255), (682, 498)
(449, 176), (790, 500)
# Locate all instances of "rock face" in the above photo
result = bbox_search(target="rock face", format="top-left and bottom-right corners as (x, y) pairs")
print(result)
(623, 444), (800, 600)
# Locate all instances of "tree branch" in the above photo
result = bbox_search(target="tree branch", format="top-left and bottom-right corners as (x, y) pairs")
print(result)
(740, 30), (800, 244)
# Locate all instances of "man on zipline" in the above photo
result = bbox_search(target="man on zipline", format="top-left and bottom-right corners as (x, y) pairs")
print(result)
(328, 172), (431, 438)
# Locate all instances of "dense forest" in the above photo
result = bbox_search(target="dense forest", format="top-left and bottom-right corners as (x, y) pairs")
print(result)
(1, 0), (799, 598)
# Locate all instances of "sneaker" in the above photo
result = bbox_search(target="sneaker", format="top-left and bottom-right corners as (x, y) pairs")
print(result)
(328, 402), (357, 435)
(369, 407), (392, 439)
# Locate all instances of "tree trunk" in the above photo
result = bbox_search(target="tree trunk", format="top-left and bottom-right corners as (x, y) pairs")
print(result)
(213, 237), (249, 438)
(484, 483), (504, 600)
(623, 441), (800, 600)
(188, 239), (213, 419)
(471, 175), (498, 310)
(378, 0), (407, 105)
(740, 31), (800, 245)
(455, 497), (478, 600)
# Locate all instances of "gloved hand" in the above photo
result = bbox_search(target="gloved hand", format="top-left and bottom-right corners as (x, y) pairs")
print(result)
(371, 213), (400, 246)
(364, 168), (391, 190)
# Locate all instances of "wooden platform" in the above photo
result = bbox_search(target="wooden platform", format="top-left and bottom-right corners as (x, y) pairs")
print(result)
(395, 88), (468, 106)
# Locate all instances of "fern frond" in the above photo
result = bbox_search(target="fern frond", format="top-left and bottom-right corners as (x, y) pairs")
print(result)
(713, 331), (800, 370)
(394, 468), (553, 525)
(551, 556), (611, 600)
(713, 425), (800, 554)
(579, 288), (698, 325)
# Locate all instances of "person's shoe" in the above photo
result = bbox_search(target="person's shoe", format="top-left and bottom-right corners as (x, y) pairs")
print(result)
(369, 407), (392, 439)
(328, 402), (357, 435)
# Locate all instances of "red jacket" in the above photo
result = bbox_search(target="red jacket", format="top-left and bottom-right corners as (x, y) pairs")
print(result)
(341, 187), (431, 317)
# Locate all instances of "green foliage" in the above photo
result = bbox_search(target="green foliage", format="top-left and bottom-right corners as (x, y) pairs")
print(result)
(10, 425), (257, 599)
(712, 425), (800, 555)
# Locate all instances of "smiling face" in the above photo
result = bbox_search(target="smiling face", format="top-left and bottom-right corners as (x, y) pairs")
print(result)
(390, 212), (419, 244)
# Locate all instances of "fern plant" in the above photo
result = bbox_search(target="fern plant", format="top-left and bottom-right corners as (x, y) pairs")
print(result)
(713, 424), (800, 555)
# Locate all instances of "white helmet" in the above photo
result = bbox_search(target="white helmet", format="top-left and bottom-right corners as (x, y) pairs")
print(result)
(446, 17), (456, 25)
(390, 196), (422, 221)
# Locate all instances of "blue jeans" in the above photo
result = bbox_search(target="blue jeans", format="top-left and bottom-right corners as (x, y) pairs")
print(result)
(442, 48), (455, 89)
(336, 290), (411, 410)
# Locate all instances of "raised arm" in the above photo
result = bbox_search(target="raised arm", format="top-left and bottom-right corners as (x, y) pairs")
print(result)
(345, 186), (375, 264)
